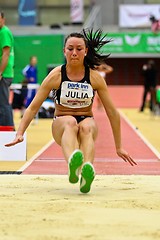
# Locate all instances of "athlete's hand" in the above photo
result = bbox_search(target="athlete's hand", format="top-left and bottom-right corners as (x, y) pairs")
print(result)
(5, 135), (24, 147)
(116, 148), (137, 166)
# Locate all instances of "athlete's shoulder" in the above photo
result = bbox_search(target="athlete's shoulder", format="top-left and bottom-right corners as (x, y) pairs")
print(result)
(90, 68), (106, 89)
(42, 65), (62, 89)
(90, 68), (102, 81)
(46, 65), (61, 79)
(49, 65), (62, 75)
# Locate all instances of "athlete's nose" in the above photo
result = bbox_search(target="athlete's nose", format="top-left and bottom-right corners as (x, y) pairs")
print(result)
(72, 49), (77, 56)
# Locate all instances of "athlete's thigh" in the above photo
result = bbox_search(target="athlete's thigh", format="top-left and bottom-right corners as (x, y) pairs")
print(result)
(78, 117), (98, 140)
(52, 116), (77, 145)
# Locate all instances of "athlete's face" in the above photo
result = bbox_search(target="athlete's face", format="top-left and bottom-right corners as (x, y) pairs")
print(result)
(64, 37), (87, 65)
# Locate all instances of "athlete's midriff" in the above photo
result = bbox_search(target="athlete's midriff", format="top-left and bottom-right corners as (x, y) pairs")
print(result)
(54, 103), (93, 117)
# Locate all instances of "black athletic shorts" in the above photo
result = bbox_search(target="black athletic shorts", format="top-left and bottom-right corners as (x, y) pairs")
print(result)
(54, 115), (93, 123)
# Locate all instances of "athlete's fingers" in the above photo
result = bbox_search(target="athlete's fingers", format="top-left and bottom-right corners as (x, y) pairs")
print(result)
(124, 156), (137, 166)
(5, 136), (24, 147)
(119, 154), (137, 166)
(128, 157), (137, 166)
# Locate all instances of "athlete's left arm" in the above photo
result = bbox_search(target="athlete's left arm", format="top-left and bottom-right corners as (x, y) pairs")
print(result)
(91, 70), (136, 166)
(91, 70), (121, 148)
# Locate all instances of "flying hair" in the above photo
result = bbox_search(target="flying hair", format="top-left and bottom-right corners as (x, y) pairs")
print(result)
(64, 28), (111, 69)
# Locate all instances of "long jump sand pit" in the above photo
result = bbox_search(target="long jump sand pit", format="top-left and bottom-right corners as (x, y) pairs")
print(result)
(0, 175), (160, 240)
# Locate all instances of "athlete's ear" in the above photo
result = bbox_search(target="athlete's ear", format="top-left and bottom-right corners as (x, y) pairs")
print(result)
(85, 48), (88, 56)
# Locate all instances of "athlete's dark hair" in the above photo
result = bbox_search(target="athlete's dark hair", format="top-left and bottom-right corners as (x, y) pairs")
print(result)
(64, 28), (111, 69)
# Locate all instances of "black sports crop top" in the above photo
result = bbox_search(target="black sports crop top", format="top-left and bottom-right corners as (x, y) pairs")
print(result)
(53, 64), (94, 109)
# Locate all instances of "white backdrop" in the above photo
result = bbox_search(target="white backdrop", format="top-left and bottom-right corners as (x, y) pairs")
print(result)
(70, 0), (84, 23)
(119, 4), (160, 28)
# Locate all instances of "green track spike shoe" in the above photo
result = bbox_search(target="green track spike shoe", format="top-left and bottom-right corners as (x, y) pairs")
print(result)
(68, 149), (84, 184)
(80, 162), (95, 193)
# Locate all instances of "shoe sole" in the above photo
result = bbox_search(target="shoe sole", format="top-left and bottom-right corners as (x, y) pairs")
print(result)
(80, 163), (95, 193)
(68, 150), (83, 184)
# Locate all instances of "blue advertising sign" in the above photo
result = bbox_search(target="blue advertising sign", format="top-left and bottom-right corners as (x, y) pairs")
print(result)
(18, 0), (37, 25)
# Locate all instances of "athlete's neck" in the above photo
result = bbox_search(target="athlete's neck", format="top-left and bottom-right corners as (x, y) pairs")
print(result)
(66, 64), (85, 81)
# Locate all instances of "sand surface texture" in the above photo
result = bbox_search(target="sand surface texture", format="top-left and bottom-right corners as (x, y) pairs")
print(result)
(0, 175), (160, 240)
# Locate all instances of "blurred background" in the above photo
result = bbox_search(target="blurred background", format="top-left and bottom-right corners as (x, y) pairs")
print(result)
(1, 0), (160, 85)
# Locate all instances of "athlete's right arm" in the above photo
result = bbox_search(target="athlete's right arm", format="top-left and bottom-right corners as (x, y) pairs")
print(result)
(5, 66), (61, 147)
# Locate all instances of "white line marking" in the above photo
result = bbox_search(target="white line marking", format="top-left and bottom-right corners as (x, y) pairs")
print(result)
(18, 139), (55, 172)
(119, 110), (160, 159)
(34, 158), (159, 163)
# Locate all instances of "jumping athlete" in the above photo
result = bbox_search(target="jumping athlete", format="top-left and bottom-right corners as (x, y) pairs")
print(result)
(5, 29), (137, 193)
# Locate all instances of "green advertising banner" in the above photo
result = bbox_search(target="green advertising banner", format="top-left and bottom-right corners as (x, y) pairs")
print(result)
(13, 32), (160, 84)
(14, 34), (64, 84)
(102, 32), (160, 54)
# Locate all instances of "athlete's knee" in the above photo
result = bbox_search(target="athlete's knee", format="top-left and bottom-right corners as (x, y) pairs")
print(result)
(79, 124), (93, 136)
(64, 117), (78, 131)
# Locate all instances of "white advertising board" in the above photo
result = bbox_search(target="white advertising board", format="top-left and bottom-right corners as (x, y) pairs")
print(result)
(119, 4), (160, 28)
(0, 132), (27, 161)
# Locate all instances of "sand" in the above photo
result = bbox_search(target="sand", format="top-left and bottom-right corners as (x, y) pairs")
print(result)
(0, 175), (160, 240)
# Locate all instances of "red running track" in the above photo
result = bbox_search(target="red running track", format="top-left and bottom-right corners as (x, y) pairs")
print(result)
(22, 86), (160, 175)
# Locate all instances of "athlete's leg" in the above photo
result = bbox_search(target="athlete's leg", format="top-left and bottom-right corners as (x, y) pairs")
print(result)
(78, 118), (98, 193)
(52, 116), (79, 161)
(52, 116), (83, 183)
(78, 117), (98, 163)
